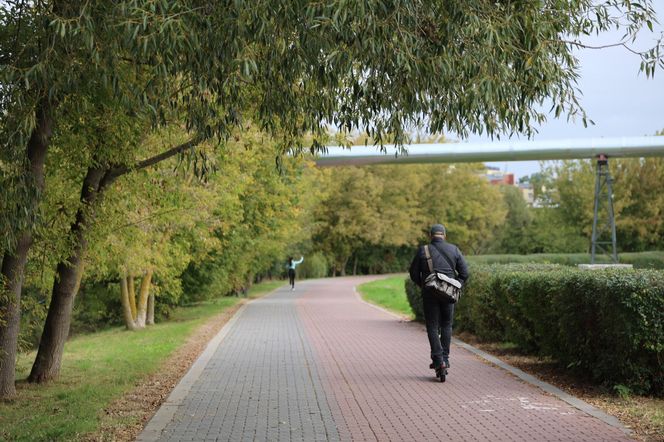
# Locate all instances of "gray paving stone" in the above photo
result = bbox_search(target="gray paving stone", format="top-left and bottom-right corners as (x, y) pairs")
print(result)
(140, 286), (339, 441)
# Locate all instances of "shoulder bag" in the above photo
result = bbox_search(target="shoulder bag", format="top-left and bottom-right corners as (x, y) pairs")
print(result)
(423, 245), (462, 303)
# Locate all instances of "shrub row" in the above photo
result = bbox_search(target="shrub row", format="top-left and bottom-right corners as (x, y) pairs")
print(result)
(405, 264), (664, 395)
(468, 251), (664, 269)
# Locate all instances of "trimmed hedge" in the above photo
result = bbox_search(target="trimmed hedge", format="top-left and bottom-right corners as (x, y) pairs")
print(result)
(405, 264), (664, 395)
(468, 251), (664, 269)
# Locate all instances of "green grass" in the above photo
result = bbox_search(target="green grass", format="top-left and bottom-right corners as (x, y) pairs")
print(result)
(358, 275), (413, 318)
(0, 280), (285, 441)
(630, 397), (664, 433)
(247, 279), (288, 298)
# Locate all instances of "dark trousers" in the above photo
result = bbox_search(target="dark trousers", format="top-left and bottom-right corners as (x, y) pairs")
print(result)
(422, 290), (455, 366)
(288, 269), (295, 287)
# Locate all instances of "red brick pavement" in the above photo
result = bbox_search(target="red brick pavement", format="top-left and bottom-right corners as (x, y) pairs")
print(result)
(297, 276), (632, 442)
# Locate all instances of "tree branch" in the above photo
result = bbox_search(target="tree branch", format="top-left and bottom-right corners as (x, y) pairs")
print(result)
(548, 39), (649, 57)
(136, 137), (201, 171)
(107, 137), (202, 182)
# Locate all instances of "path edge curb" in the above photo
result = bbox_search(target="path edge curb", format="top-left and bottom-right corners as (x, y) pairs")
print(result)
(353, 280), (631, 436)
(137, 301), (250, 441)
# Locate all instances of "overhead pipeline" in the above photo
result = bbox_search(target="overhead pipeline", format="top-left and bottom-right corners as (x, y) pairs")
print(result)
(315, 136), (664, 166)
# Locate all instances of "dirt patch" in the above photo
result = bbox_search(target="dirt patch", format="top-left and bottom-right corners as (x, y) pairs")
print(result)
(83, 301), (246, 442)
(456, 332), (664, 442)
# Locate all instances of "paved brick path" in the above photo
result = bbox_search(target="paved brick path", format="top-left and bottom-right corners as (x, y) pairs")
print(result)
(139, 276), (631, 441)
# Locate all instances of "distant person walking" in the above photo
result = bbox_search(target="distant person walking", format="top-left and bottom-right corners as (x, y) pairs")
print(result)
(409, 224), (469, 378)
(287, 256), (304, 291)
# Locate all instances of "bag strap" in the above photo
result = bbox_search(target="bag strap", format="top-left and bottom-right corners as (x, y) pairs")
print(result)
(423, 245), (434, 273)
(428, 243), (456, 273)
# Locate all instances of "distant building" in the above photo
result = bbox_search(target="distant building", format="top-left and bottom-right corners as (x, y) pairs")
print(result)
(517, 182), (535, 206)
(481, 166), (534, 205)
(484, 166), (515, 185)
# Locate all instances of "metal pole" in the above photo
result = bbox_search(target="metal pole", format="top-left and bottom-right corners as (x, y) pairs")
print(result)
(591, 158), (602, 263)
(590, 155), (618, 264)
(606, 165), (618, 263)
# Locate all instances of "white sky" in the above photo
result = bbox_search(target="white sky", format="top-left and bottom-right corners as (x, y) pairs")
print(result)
(472, 1), (664, 179)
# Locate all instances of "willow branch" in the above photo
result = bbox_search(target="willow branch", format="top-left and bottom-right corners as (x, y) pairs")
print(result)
(548, 39), (651, 56)
(106, 137), (202, 182)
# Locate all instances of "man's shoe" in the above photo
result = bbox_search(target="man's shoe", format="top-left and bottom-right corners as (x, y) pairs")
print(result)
(436, 361), (448, 369)
(430, 358), (450, 369)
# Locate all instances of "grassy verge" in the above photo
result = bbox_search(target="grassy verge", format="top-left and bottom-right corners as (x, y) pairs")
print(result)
(357, 274), (413, 318)
(358, 275), (663, 441)
(0, 280), (285, 442)
(246, 279), (287, 298)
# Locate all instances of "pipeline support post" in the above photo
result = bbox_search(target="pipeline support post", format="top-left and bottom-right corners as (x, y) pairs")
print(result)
(590, 154), (618, 264)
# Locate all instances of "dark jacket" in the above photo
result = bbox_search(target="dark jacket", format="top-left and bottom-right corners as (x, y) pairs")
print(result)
(409, 237), (469, 287)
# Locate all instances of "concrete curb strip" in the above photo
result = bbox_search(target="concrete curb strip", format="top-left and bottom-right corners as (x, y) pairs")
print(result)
(354, 280), (631, 436)
(137, 302), (250, 441)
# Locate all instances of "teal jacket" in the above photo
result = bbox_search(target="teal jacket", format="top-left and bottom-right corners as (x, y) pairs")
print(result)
(288, 256), (304, 270)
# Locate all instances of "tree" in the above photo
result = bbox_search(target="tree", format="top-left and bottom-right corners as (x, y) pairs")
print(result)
(180, 131), (318, 300)
(614, 158), (664, 251)
(27, 94), (157, 382)
(355, 164), (428, 274)
(312, 163), (506, 272)
(3, 0), (663, 397)
(526, 207), (588, 254)
(0, 0), (214, 396)
(82, 135), (214, 330)
(419, 164), (506, 254)
(313, 167), (385, 275)
(492, 186), (533, 254)
(552, 157), (664, 253)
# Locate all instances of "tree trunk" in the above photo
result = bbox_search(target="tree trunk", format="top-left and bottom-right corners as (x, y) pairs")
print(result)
(28, 166), (107, 383)
(135, 269), (153, 328)
(0, 235), (31, 400)
(72, 261), (85, 299)
(352, 255), (358, 276)
(0, 100), (52, 399)
(340, 257), (349, 276)
(128, 273), (137, 321)
(147, 293), (155, 326)
(120, 276), (137, 331)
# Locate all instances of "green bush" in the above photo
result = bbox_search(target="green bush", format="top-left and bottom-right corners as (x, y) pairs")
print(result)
(621, 251), (664, 269)
(72, 282), (123, 334)
(405, 264), (664, 395)
(405, 279), (424, 322)
(297, 252), (329, 279)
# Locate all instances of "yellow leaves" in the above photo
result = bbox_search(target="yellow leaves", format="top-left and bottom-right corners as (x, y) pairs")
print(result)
(312, 162), (507, 259)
